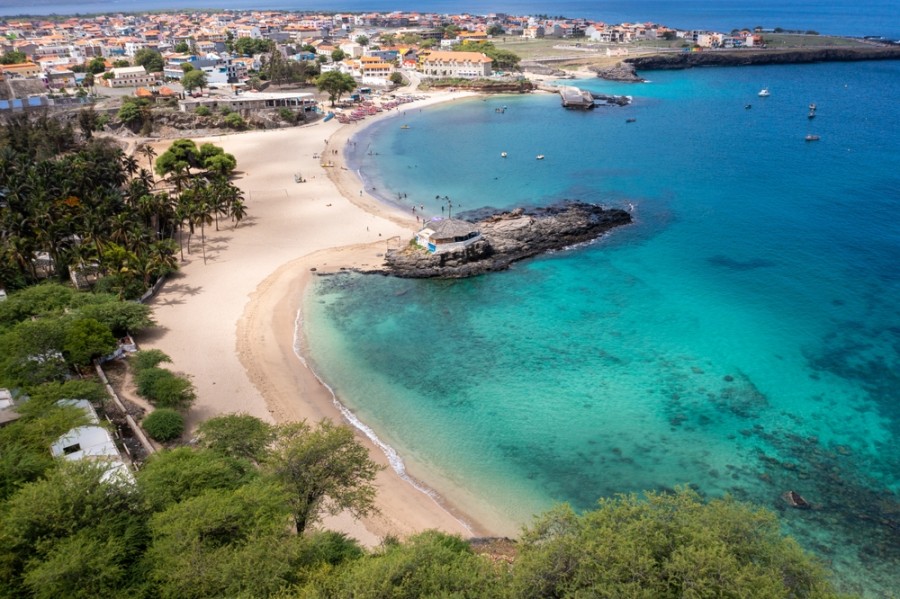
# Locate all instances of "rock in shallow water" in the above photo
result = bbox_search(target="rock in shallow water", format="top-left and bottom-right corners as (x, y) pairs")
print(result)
(366, 201), (632, 279)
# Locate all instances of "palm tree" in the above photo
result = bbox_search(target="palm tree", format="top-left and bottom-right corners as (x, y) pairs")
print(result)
(138, 144), (157, 173)
(120, 153), (140, 180)
(143, 238), (179, 285)
(230, 198), (247, 229)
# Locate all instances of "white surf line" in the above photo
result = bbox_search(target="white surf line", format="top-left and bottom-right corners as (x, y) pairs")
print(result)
(292, 305), (474, 534)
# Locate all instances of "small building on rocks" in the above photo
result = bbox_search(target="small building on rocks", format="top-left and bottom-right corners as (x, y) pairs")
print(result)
(416, 218), (481, 253)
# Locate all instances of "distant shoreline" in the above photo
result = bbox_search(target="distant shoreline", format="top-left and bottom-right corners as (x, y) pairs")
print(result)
(623, 45), (900, 73)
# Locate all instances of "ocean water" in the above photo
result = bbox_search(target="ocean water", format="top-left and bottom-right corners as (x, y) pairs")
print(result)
(5, 0), (900, 39)
(303, 61), (900, 596)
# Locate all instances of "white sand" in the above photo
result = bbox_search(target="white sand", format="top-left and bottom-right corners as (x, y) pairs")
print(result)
(139, 91), (496, 544)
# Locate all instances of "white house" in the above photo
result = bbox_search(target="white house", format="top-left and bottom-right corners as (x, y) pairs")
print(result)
(51, 399), (133, 483)
(416, 218), (482, 253)
(419, 50), (493, 79)
(105, 65), (155, 88)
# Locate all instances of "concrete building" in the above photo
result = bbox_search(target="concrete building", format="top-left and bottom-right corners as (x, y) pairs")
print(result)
(105, 65), (155, 87)
(51, 399), (133, 483)
(179, 90), (317, 112)
(416, 218), (482, 253)
(419, 50), (492, 78)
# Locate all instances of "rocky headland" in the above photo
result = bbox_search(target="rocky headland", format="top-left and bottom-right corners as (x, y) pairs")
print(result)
(370, 202), (632, 279)
(623, 45), (900, 73)
(589, 46), (900, 81)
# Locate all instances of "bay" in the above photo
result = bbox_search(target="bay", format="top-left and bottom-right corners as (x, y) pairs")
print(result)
(305, 61), (900, 597)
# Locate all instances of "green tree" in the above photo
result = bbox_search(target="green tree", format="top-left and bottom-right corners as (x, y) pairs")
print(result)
(181, 69), (208, 95)
(316, 71), (357, 106)
(0, 318), (69, 386)
(300, 530), (505, 598)
(86, 56), (106, 74)
(63, 317), (117, 368)
(146, 481), (301, 598)
(0, 461), (146, 598)
(265, 420), (381, 534)
(331, 48), (346, 62)
(142, 408), (184, 442)
(75, 298), (154, 337)
(133, 48), (164, 73)
(197, 413), (275, 462)
(137, 447), (257, 512)
(180, 62), (193, 73)
(134, 366), (195, 410)
(195, 105), (211, 116)
(155, 138), (200, 179)
(223, 112), (245, 130)
(203, 152), (237, 178)
(174, 40), (190, 53)
(355, 35), (369, 46)
(117, 99), (145, 129)
(0, 50), (27, 64)
(0, 383), (93, 499)
(511, 488), (843, 598)
(389, 71), (404, 86)
(131, 348), (171, 371)
(233, 37), (273, 57)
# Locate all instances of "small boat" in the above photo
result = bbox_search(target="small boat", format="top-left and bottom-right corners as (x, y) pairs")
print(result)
(536, 154), (545, 160)
(758, 88), (770, 97)
(782, 490), (811, 509)
(805, 134), (820, 142)
(500, 152), (507, 158)
(625, 118), (636, 123)
(745, 104), (752, 109)
(807, 111), (816, 119)
(400, 124), (410, 129)
(809, 103), (817, 111)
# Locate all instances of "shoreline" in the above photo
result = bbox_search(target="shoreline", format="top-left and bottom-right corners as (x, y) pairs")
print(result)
(140, 88), (505, 544)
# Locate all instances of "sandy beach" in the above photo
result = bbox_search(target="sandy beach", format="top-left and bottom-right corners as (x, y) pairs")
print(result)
(139, 90), (496, 543)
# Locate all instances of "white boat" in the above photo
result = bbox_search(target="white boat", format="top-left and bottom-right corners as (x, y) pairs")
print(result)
(501, 152), (507, 158)
(758, 88), (770, 97)
(536, 154), (545, 160)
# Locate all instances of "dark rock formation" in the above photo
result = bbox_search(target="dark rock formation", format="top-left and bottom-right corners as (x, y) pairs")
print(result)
(591, 61), (645, 82)
(373, 202), (632, 279)
(625, 46), (900, 72)
(591, 93), (632, 106)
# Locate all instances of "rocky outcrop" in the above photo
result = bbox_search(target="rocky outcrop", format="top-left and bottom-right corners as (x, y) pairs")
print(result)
(373, 202), (632, 279)
(591, 93), (632, 106)
(591, 62), (645, 82)
(625, 46), (900, 71)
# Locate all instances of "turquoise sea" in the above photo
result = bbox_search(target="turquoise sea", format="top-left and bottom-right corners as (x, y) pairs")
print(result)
(303, 61), (900, 596)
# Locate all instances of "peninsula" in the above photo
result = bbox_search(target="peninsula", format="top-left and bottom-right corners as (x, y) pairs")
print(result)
(377, 202), (632, 278)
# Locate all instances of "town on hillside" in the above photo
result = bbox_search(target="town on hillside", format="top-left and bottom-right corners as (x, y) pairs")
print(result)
(0, 9), (838, 114)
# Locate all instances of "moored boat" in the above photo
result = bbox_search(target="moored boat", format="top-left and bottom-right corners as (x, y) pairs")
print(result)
(805, 134), (820, 141)
(758, 87), (770, 97)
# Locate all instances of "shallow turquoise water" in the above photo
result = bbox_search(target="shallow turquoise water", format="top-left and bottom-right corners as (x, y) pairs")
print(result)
(304, 62), (900, 596)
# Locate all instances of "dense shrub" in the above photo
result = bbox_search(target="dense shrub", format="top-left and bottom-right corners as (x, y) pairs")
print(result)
(134, 366), (195, 410)
(195, 106), (211, 116)
(142, 409), (184, 442)
(131, 349), (171, 372)
(224, 113), (245, 130)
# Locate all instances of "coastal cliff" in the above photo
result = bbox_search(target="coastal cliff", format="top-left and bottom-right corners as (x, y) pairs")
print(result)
(622, 45), (900, 72)
(373, 202), (632, 279)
